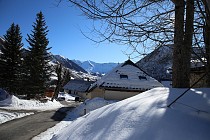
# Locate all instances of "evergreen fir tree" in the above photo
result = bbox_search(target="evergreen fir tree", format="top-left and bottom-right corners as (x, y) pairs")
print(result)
(0, 38), (6, 89)
(26, 11), (52, 98)
(0, 23), (23, 95)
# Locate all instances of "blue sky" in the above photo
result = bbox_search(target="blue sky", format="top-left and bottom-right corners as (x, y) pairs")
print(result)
(0, 0), (136, 63)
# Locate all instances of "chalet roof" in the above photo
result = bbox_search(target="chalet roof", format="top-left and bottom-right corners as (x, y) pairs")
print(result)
(89, 59), (163, 92)
(63, 79), (94, 92)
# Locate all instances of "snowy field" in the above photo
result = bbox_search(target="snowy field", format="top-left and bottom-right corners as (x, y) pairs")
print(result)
(34, 87), (210, 140)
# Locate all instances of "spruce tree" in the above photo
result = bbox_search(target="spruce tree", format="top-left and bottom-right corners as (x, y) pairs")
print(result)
(26, 11), (52, 98)
(0, 23), (23, 95)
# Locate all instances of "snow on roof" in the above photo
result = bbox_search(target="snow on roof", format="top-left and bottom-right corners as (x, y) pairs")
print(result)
(63, 79), (94, 92)
(89, 60), (163, 91)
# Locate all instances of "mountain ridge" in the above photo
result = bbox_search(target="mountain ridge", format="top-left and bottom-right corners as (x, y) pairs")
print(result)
(136, 45), (173, 81)
(72, 59), (119, 75)
(52, 55), (87, 73)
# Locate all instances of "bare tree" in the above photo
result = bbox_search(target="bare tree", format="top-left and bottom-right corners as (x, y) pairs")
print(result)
(51, 64), (72, 101)
(66, 0), (208, 87)
(51, 63), (62, 101)
(199, 0), (210, 86)
(191, 0), (210, 86)
(68, 0), (174, 55)
(171, 0), (194, 87)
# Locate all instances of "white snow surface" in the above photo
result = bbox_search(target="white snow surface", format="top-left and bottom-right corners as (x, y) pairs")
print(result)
(57, 92), (75, 101)
(0, 111), (34, 124)
(49, 87), (210, 140)
(0, 95), (64, 125)
(0, 95), (63, 111)
(33, 97), (116, 140)
(73, 97), (116, 116)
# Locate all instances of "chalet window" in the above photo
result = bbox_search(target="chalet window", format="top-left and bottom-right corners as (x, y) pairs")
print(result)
(120, 74), (128, 79)
(139, 76), (147, 80)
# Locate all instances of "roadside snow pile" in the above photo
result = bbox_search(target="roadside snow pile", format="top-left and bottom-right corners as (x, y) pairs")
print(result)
(0, 111), (34, 124)
(0, 94), (63, 125)
(58, 93), (75, 101)
(32, 97), (116, 140)
(0, 95), (63, 111)
(52, 87), (210, 140)
(72, 97), (117, 117)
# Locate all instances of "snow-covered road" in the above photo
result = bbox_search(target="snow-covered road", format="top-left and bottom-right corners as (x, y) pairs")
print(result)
(0, 106), (76, 140)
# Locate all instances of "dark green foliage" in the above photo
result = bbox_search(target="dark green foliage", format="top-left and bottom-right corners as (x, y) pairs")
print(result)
(0, 23), (23, 95)
(25, 11), (52, 98)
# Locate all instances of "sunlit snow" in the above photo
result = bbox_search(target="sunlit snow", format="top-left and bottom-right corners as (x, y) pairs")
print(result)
(34, 87), (210, 140)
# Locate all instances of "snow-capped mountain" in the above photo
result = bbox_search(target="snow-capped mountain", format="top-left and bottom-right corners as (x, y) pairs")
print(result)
(52, 55), (87, 73)
(136, 45), (173, 81)
(73, 60), (119, 75)
(0, 36), (98, 81)
(51, 55), (98, 81)
(136, 45), (206, 81)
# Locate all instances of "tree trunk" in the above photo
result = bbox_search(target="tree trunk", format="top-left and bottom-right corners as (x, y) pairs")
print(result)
(172, 0), (185, 87)
(172, 0), (194, 88)
(206, 0), (210, 12)
(204, 4), (210, 87)
(205, 26), (210, 87)
(51, 64), (62, 101)
(183, 0), (194, 87)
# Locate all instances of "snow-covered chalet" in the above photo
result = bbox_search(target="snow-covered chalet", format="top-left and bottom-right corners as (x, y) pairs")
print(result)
(87, 59), (163, 100)
(63, 79), (94, 98)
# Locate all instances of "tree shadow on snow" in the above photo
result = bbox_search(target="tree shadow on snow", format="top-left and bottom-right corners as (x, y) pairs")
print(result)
(51, 107), (75, 121)
(127, 88), (210, 140)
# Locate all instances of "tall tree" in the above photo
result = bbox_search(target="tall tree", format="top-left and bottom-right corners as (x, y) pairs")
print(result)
(67, 0), (205, 87)
(192, 0), (210, 87)
(26, 11), (52, 98)
(202, 0), (210, 86)
(0, 23), (23, 94)
(172, 0), (194, 87)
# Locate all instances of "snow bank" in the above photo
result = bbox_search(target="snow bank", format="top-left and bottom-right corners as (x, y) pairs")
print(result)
(0, 111), (34, 124)
(52, 87), (210, 140)
(0, 95), (63, 111)
(58, 93), (75, 101)
(73, 97), (116, 116)
(0, 94), (64, 124)
(33, 97), (116, 140)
